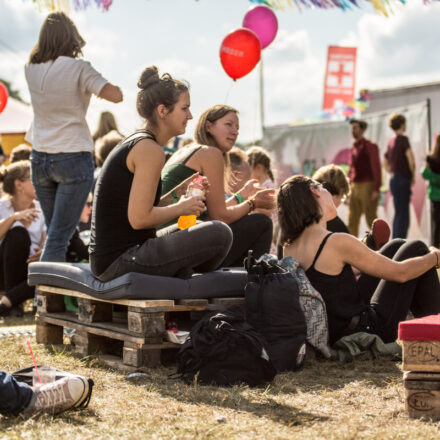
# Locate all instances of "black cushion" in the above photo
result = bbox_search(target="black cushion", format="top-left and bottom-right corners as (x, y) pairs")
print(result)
(28, 262), (246, 301)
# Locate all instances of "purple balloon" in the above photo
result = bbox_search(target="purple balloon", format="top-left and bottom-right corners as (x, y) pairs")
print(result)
(242, 5), (278, 49)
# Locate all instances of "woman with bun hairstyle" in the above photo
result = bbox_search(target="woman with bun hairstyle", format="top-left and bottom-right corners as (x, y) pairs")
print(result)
(89, 67), (233, 281)
(25, 12), (123, 262)
(161, 105), (275, 266)
(0, 161), (46, 316)
(278, 175), (440, 345)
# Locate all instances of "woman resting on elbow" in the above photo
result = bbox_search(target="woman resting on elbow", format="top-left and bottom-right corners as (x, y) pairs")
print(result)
(89, 66), (233, 282)
(278, 175), (440, 346)
(161, 105), (275, 266)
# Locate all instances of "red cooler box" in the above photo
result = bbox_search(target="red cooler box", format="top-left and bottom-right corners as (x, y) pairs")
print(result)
(399, 314), (440, 372)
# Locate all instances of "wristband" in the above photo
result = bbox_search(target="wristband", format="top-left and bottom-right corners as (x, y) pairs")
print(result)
(434, 251), (440, 269)
(171, 190), (179, 204)
(246, 199), (255, 213)
(234, 192), (245, 204)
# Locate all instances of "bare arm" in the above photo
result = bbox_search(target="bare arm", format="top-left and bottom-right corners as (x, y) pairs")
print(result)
(337, 234), (437, 283)
(126, 140), (206, 229)
(406, 148), (416, 183)
(0, 209), (39, 240)
(98, 83), (123, 103)
(383, 156), (391, 173)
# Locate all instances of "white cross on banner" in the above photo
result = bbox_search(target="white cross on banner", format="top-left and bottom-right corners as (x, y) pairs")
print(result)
(323, 46), (357, 111)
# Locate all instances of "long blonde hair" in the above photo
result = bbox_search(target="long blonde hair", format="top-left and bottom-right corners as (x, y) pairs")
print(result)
(194, 105), (238, 186)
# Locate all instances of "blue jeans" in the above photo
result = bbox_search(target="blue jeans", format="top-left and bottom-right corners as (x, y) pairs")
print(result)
(31, 151), (94, 262)
(0, 371), (34, 416)
(390, 173), (411, 239)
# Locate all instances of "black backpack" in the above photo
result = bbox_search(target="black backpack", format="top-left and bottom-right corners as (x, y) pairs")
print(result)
(176, 306), (277, 387)
(244, 252), (307, 372)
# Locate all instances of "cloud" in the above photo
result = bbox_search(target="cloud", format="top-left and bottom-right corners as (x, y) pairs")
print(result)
(340, 2), (440, 89)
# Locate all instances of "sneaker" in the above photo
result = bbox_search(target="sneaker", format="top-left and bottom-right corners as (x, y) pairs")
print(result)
(24, 375), (90, 416)
(362, 219), (391, 251)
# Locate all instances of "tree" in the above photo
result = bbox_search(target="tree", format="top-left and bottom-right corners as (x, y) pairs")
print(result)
(0, 78), (26, 103)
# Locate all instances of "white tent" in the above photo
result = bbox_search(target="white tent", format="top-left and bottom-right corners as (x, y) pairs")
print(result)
(0, 97), (32, 135)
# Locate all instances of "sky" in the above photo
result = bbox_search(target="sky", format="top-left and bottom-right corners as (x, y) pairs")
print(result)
(1, 0), (440, 143)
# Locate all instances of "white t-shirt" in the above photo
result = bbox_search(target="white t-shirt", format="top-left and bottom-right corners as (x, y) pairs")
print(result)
(25, 56), (108, 153)
(0, 199), (46, 256)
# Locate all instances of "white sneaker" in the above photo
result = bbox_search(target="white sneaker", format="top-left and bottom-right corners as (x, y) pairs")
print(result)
(25, 375), (90, 415)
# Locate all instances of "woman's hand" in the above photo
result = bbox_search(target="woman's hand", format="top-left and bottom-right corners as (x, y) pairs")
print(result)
(27, 247), (42, 263)
(177, 194), (206, 216)
(429, 246), (440, 268)
(238, 179), (261, 200)
(251, 189), (276, 210)
(14, 208), (40, 228)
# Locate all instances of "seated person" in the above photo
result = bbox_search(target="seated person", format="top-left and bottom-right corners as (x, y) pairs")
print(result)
(10, 144), (32, 163)
(0, 369), (89, 416)
(89, 66), (233, 281)
(313, 164), (350, 234)
(0, 160), (45, 317)
(161, 105), (275, 266)
(228, 147), (252, 196)
(278, 175), (440, 345)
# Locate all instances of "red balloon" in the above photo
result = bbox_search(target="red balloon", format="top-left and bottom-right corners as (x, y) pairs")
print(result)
(220, 28), (261, 80)
(0, 82), (8, 114)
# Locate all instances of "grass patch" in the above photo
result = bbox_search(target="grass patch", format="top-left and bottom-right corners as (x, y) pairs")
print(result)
(1, 329), (440, 439)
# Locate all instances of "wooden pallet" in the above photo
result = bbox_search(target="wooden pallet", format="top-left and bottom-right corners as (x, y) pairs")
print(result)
(35, 284), (244, 370)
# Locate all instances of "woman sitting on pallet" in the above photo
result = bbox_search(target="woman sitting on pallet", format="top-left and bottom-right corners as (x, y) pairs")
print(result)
(89, 66), (233, 281)
(277, 175), (440, 346)
(161, 105), (275, 266)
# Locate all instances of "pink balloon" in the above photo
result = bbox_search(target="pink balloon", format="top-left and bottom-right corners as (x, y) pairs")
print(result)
(243, 5), (278, 49)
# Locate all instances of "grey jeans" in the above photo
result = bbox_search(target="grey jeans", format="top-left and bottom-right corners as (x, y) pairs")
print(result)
(96, 220), (233, 282)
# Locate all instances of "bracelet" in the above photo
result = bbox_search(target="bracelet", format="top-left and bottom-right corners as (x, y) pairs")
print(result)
(434, 251), (440, 269)
(171, 190), (179, 204)
(246, 199), (255, 213)
(234, 192), (245, 204)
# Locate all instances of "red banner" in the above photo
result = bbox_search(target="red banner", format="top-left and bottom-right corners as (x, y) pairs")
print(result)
(323, 46), (357, 111)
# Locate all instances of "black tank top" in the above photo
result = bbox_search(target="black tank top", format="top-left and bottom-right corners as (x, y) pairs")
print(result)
(305, 233), (365, 344)
(89, 130), (162, 276)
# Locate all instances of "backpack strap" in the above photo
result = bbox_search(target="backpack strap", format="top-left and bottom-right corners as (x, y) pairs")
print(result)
(310, 232), (334, 269)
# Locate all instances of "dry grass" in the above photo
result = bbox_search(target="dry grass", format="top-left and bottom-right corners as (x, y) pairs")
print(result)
(1, 318), (440, 439)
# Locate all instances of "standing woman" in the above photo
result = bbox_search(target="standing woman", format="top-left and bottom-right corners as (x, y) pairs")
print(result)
(89, 66), (233, 281)
(161, 105), (275, 266)
(25, 12), (122, 262)
(92, 111), (123, 143)
(0, 161), (46, 316)
(421, 134), (440, 248)
(384, 113), (415, 239)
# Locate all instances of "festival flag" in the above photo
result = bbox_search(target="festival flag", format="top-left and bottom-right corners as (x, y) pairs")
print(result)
(323, 46), (357, 112)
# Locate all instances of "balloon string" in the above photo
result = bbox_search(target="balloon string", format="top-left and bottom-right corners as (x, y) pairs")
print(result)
(224, 80), (235, 104)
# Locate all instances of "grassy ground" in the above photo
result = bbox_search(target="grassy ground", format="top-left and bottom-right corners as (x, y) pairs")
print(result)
(1, 314), (440, 439)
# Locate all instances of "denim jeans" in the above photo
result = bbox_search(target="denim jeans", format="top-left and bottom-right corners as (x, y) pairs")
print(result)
(0, 371), (34, 416)
(31, 151), (94, 262)
(94, 220), (233, 281)
(390, 173), (411, 239)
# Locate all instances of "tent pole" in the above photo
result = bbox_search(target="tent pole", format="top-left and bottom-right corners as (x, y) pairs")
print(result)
(259, 56), (265, 139)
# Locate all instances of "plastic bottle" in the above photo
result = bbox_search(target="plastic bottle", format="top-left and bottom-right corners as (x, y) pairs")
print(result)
(177, 175), (205, 230)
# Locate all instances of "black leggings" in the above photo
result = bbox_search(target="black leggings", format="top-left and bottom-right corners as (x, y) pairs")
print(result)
(222, 213), (273, 267)
(0, 227), (35, 307)
(356, 239), (440, 342)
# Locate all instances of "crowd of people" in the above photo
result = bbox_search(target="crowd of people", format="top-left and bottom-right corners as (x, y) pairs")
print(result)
(2, 10), (440, 418)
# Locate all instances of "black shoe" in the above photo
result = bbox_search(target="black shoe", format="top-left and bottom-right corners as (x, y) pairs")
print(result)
(0, 303), (11, 317)
(9, 305), (24, 317)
